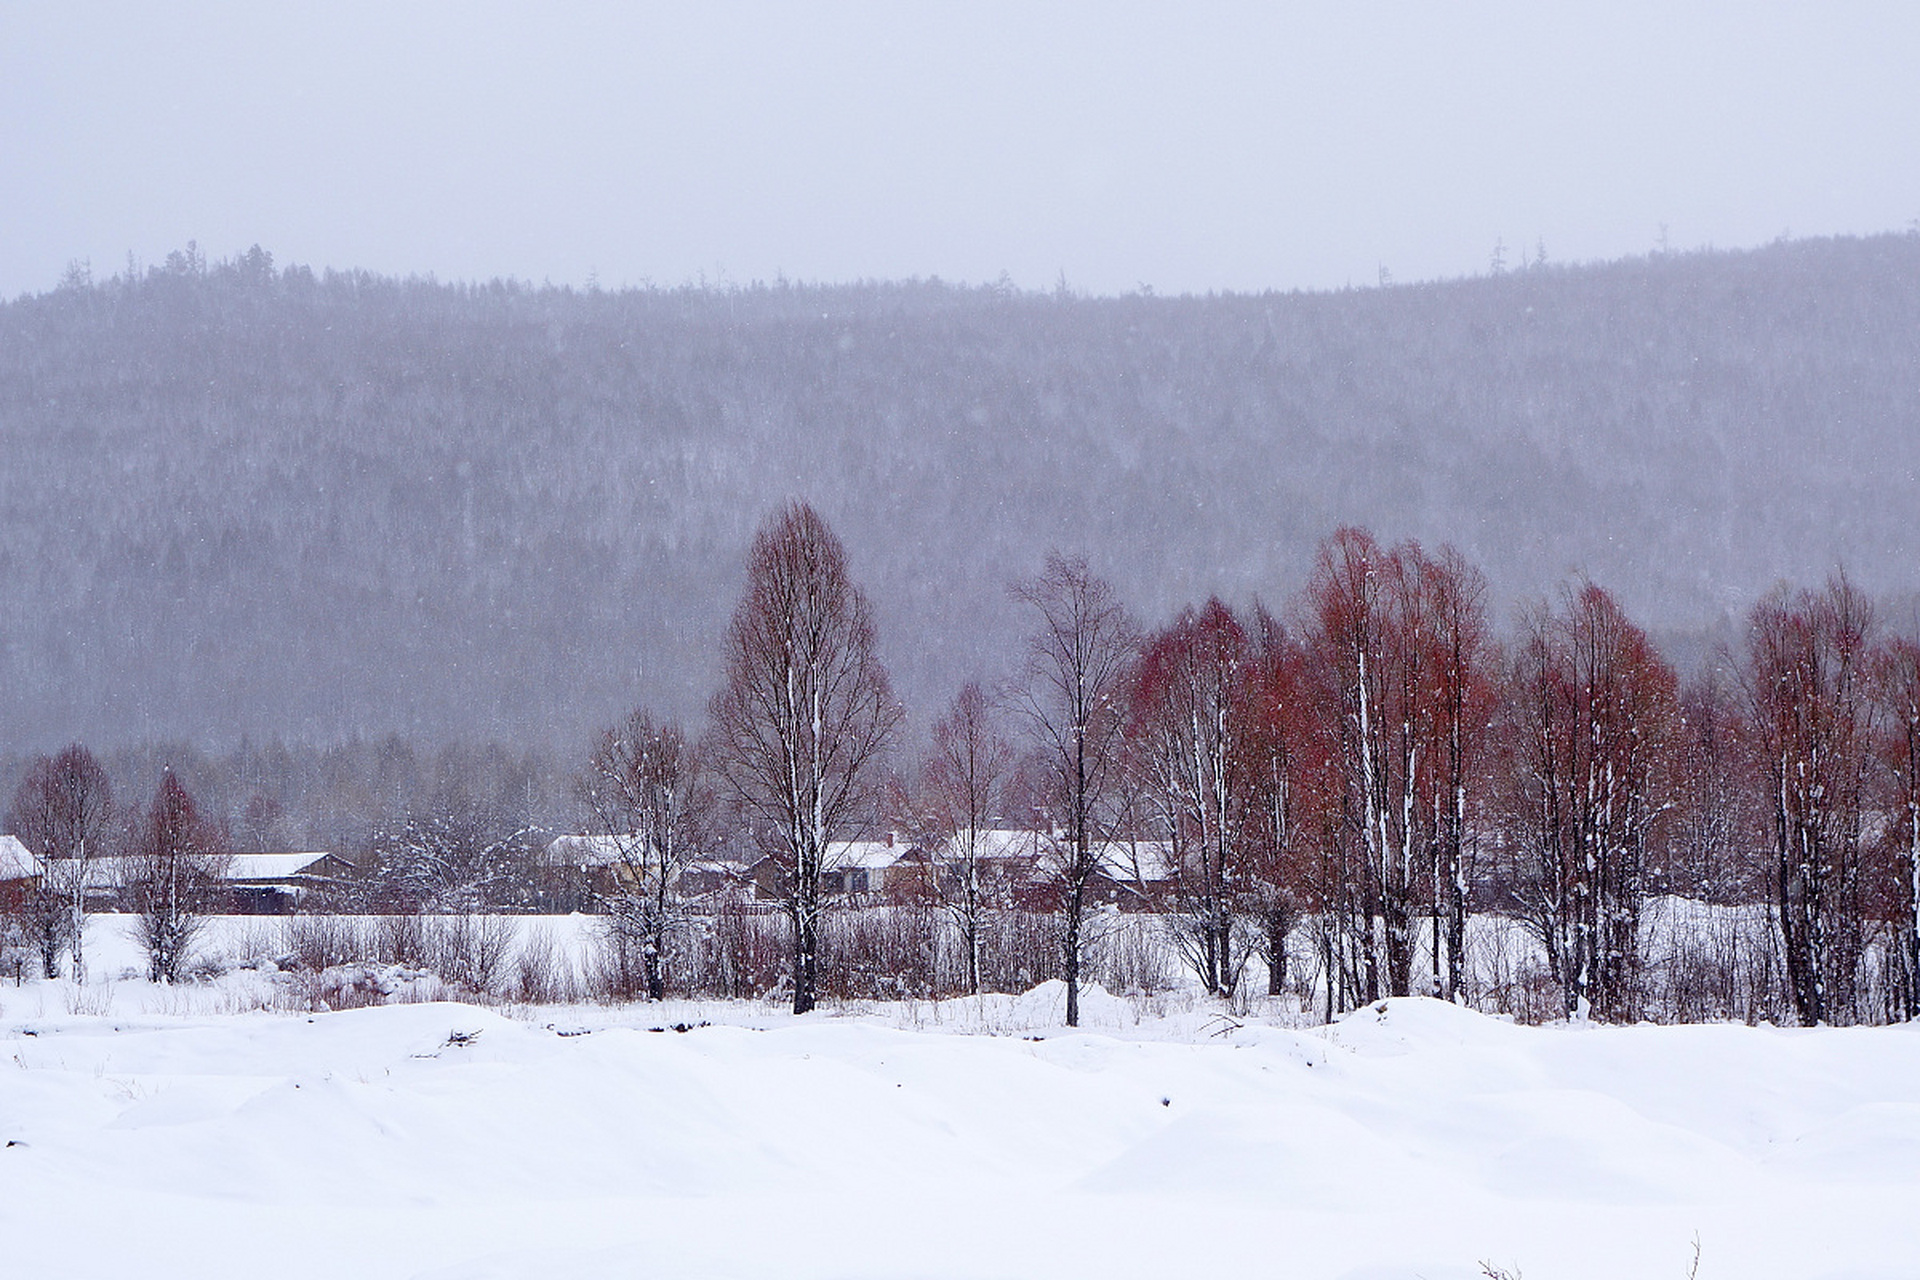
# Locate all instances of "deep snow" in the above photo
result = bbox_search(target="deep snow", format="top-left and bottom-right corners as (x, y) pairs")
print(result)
(2, 923), (1918, 1279)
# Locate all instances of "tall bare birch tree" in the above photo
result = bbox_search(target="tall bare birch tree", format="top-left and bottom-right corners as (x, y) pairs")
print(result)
(1308, 528), (1427, 1002)
(710, 503), (902, 1014)
(1502, 583), (1678, 1021)
(1423, 549), (1493, 1003)
(1306, 530), (1493, 1006)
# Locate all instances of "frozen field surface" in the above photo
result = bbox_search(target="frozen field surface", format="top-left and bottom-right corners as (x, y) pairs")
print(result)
(2, 919), (1918, 1278)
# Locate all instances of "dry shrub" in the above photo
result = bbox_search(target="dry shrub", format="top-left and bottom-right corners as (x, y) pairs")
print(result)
(511, 925), (577, 1004)
(282, 913), (369, 972)
(820, 906), (942, 1000)
(1640, 903), (1789, 1025)
(586, 928), (650, 1003)
(696, 897), (788, 998)
(976, 911), (1063, 993)
(570, 899), (758, 1002)
(1095, 915), (1174, 995)
(427, 915), (519, 996)
(573, 897), (1064, 1002)
(374, 912), (431, 969)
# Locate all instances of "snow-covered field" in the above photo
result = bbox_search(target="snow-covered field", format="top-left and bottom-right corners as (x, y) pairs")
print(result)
(3, 920), (1919, 1279)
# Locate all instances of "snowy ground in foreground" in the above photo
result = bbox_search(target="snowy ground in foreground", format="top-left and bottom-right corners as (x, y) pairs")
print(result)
(3, 931), (1918, 1278)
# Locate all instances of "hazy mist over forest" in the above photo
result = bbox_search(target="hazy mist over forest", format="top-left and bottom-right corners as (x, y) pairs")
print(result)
(4, 233), (1920, 760)
(8, 4), (1920, 856)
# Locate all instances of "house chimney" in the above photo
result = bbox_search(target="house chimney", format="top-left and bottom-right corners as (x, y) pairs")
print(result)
(886, 831), (895, 848)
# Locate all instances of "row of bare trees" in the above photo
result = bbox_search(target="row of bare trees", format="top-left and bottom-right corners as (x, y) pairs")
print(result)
(568, 505), (1920, 1027)
(5, 754), (230, 982)
(15, 503), (1920, 1026)
(1745, 582), (1920, 1025)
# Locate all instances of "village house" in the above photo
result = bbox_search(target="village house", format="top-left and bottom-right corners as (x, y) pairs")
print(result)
(221, 852), (357, 914)
(921, 828), (1045, 900)
(0, 835), (38, 912)
(1088, 838), (1181, 910)
(541, 835), (745, 908)
(0, 846), (354, 916)
(747, 833), (924, 901)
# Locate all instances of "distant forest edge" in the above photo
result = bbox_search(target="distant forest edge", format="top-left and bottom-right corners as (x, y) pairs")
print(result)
(4, 232), (1920, 763)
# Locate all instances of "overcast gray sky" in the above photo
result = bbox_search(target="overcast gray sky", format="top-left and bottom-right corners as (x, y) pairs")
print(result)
(3, 1), (1916, 298)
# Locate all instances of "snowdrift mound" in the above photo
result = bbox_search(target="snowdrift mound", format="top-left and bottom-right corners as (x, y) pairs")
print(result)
(2, 990), (1918, 1279)
(1324, 994), (1527, 1057)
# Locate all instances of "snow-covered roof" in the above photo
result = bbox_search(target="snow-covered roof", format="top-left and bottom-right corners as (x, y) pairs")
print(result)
(1018, 835), (1178, 882)
(825, 839), (909, 871)
(545, 836), (740, 876)
(935, 829), (1043, 863)
(1092, 840), (1179, 883)
(224, 852), (340, 882)
(28, 855), (119, 890)
(546, 834), (635, 868)
(0, 835), (36, 880)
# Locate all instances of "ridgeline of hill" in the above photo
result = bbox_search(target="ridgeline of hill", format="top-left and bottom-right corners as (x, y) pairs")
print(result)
(4, 234), (1919, 753)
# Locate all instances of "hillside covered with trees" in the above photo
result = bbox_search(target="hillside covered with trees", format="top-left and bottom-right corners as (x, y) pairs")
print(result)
(4, 233), (1920, 758)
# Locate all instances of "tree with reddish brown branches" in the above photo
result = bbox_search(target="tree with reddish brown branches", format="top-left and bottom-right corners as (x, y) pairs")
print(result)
(1306, 528), (1491, 1004)
(1666, 667), (1767, 906)
(125, 771), (229, 984)
(1419, 548), (1495, 1003)
(1130, 598), (1258, 996)
(1743, 575), (1878, 1025)
(1307, 527), (1400, 1005)
(1237, 608), (1328, 999)
(1499, 582), (1679, 1021)
(1872, 635), (1920, 1021)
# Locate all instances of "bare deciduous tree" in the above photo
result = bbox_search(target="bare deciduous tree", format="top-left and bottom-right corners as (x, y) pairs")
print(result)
(1238, 608), (1323, 999)
(1010, 553), (1138, 1027)
(1501, 583), (1678, 1021)
(125, 771), (229, 984)
(1423, 548), (1494, 1004)
(1130, 598), (1255, 997)
(1667, 666), (1765, 905)
(370, 805), (537, 914)
(5, 745), (114, 981)
(920, 682), (1018, 995)
(710, 503), (902, 1014)
(1744, 575), (1878, 1025)
(1875, 636), (1920, 1021)
(577, 708), (711, 1001)
(1306, 531), (1494, 1009)
(1307, 528), (1430, 1003)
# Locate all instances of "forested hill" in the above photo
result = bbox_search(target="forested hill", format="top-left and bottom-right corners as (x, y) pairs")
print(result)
(4, 234), (1920, 752)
